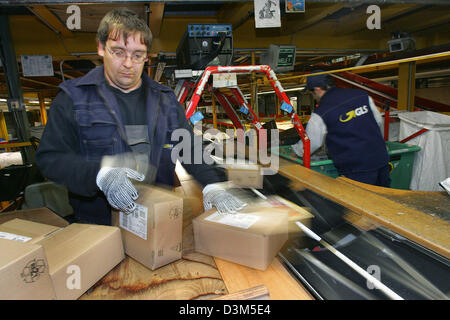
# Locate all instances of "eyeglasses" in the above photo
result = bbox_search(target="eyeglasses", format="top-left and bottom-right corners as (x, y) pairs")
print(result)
(105, 46), (148, 64)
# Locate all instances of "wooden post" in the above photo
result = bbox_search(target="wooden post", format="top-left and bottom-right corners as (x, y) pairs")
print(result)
(0, 111), (8, 140)
(38, 92), (47, 125)
(398, 62), (416, 111)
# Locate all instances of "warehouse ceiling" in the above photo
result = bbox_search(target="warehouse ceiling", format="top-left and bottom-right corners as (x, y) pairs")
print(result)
(1, 0), (450, 104)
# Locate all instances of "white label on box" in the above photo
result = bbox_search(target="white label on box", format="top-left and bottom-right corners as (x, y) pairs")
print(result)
(120, 204), (148, 240)
(0, 231), (32, 242)
(205, 212), (260, 229)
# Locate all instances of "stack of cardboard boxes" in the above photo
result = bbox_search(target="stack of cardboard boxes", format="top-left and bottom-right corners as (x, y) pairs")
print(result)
(0, 209), (124, 300)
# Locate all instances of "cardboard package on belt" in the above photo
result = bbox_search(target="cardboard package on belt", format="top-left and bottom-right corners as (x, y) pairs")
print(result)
(112, 184), (183, 270)
(0, 216), (124, 300)
(193, 206), (289, 271)
(225, 162), (263, 189)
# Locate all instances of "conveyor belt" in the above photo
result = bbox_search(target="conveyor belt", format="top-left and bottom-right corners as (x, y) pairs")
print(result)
(260, 170), (450, 300)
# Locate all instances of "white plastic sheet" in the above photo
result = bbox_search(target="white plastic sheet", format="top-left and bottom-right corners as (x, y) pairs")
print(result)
(0, 152), (23, 168)
(398, 111), (450, 191)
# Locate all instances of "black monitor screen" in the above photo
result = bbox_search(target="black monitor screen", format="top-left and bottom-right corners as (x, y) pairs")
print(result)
(278, 47), (296, 67)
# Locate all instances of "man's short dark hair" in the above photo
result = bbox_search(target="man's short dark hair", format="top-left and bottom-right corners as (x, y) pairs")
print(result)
(97, 8), (152, 51)
(306, 70), (334, 91)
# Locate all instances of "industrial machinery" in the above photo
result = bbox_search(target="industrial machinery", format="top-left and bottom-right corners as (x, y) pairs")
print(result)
(177, 65), (311, 168)
(176, 24), (233, 70)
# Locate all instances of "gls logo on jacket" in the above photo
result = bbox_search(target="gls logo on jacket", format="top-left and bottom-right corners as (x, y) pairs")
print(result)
(339, 105), (369, 122)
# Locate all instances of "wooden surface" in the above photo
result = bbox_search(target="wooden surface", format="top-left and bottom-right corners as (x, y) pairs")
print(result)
(338, 177), (450, 222)
(81, 216), (228, 300)
(215, 257), (314, 300)
(214, 285), (270, 300)
(278, 161), (450, 259)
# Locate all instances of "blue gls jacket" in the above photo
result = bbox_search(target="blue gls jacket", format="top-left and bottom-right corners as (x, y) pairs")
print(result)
(314, 87), (389, 174)
(36, 66), (221, 225)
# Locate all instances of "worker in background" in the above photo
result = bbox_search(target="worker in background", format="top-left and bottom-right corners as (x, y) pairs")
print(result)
(36, 8), (245, 225)
(292, 70), (390, 187)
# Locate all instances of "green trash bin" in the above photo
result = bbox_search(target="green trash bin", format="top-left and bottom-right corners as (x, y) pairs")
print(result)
(386, 141), (421, 189)
(271, 141), (421, 189)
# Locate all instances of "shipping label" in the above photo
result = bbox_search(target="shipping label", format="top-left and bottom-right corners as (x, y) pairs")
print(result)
(120, 204), (148, 240)
(205, 212), (260, 229)
(0, 231), (32, 243)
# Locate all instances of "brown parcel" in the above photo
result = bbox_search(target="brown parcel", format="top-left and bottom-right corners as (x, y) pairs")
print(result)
(0, 218), (60, 244)
(38, 223), (124, 300)
(226, 165), (263, 189)
(0, 219), (124, 300)
(193, 207), (289, 271)
(112, 185), (183, 270)
(0, 239), (55, 300)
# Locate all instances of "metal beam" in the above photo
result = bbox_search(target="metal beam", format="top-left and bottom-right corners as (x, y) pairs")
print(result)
(0, 14), (33, 163)
(149, 2), (165, 38)
(288, 3), (347, 36)
(27, 5), (72, 37)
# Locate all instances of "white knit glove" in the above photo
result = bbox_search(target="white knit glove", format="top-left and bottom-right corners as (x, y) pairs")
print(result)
(96, 167), (145, 214)
(202, 183), (247, 214)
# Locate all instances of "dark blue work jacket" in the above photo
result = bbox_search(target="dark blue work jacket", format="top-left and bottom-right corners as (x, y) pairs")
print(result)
(59, 66), (177, 185)
(314, 87), (389, 174)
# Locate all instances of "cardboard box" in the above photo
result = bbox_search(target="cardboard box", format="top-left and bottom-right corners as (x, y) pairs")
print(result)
(0, 239), (55, 300)
(0, 218), (124, 300)
(259, 196), (314, 233)
(112, 185), (183, 270)
(0, 218), (60, 244)
(193, 207), (289, 271)
(226, 163), (263, 189)
(222, 189), (314, 234)
(0, 207), (70, 227)
(38, 223), (124, 300)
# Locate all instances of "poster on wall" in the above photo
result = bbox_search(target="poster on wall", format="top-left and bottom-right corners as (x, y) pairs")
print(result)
(254, 0), (281, 28)
(286, 0), (305, 13)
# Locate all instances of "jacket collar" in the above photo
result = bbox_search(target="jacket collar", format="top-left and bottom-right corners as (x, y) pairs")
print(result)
(75, 65), (171, 92)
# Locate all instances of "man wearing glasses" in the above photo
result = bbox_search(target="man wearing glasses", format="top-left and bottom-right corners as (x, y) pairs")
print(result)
(36, 8), (245, 225)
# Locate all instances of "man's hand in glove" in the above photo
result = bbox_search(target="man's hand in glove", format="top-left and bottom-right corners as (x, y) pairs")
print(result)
(203, 183), (247, 214)
(96, 167), (145, 214)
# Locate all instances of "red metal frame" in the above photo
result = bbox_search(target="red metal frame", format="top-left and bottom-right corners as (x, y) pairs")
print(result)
(384, 108), (390, 141)
(183, 65), (311, 168)
(399, 128), (429, 143)
(333, 71), (450, 113)
(212, 90), (244, 130)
